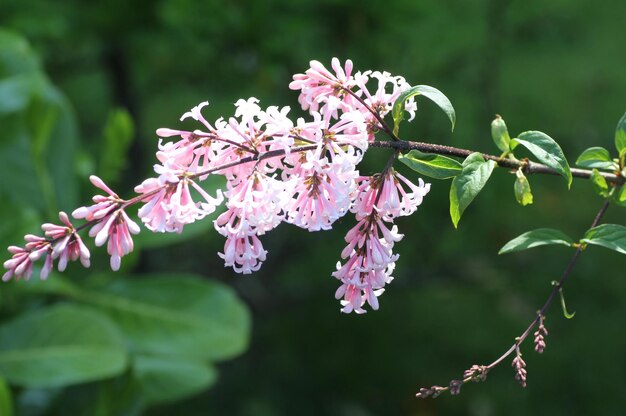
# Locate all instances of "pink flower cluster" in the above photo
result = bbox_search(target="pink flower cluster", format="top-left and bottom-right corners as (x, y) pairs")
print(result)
(3, 58), (429, 313)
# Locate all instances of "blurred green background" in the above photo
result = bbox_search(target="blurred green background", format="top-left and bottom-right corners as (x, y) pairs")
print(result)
(1, 0), (626, 415)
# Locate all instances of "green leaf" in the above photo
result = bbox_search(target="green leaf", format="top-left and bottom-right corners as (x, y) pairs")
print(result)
(0, 29), (41, 77)
(615, 111), (626, 154)
(511, 131), (572, 188)
(514, 170), (533, 206)
(449, 153), (496, 228)
(391, 85), (455, 135)
(581, 224), (626, 255)
(499, 228), (574, 254)
(133, 355), (217, 404)
(398, 150), (462, 180)
(490, 115), (511, 153)
(0, 305), (127, 388)
(575, 146), (617, 170)
(0, 377), (13, 416)
(99, 109), (135, 183)
(71, 273), (250, 361)
(590, 169), (609, 197)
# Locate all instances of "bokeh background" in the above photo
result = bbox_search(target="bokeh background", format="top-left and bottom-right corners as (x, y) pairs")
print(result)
(1, 0), (626, 415)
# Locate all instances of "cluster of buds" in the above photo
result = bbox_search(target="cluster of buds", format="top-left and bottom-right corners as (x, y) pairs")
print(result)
(534, 314), (548, 353)
(512, 344), (528, 388)
(3, 58), (429, 313)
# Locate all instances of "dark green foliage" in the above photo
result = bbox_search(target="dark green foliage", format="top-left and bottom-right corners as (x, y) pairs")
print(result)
(1, 1), (626, 415)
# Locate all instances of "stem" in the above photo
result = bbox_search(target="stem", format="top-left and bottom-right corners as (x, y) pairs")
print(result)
(371, 140), (625, 184)
(488, 199), (609, 368)
(342, 87), (400, 141)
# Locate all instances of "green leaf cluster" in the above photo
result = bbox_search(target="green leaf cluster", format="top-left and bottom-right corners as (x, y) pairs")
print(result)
(2, 273), (250, 410)
(575, 112), (626, 204)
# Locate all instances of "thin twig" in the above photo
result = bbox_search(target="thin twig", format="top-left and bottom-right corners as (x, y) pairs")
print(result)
(416, 199), (611, 398)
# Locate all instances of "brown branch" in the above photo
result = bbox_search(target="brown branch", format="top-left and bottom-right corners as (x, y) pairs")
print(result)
(371, 140), (625, 184)
(416, 199), (612, 398)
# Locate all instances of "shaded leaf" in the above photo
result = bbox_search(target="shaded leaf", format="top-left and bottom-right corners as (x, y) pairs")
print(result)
(72, 274), (250, 361)
(0, 305), (127, 388)
(449, 153), (496, 228)
(398, 150), (462, 180)
(511, 131), (572, 188)
(133, 355), (217, 404)
(499, 228), (574, 254)
(582, 224), (626, 255)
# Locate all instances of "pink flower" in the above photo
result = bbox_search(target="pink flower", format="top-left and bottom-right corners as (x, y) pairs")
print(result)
(74, 175), (139, 271)
(352, 171), (430, 219)
(217, 172), (287, 236)
(290, 58), (357, 114)
(218, 232), (267, 274)
(286, 151), (356, 231)
(72, 175), (122, 221)
(42, 211), (90, 271)
(2, 235), (49, 281)
(332, 214), (402, 313)
(89, 209), (140, 271)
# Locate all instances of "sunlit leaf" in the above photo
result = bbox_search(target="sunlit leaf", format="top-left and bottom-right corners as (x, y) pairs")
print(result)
(575, 146), (617, 170)
(590, 169), (609, 197)
(511, 131), (572, 188)
(491, 115), (511, 153)
(449, 153), (496, 228)
(392, 85), (455, 135)
(514, 170), (533, 206)
(581, 224), (626, 255)
(499, 228), (574, 254)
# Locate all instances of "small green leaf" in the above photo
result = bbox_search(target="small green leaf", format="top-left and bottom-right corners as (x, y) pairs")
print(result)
(499, 228), (574, 254)
(133, 355), (217, 404)
(575, 146), (617, 170)
(589, 169), (609, 197)
(615, 111), (626, 154)
(581, 224), (626, 255)
(0, 305), (127, 388)
(490, 115), (511, 153)
(449, 153), (496, 228)
(0, 377), (13, 416)
(514, 169), (533, 206)
(392, 85), (455, 135)
(398, 150), (462, 179)
(511, 131), (572, 188)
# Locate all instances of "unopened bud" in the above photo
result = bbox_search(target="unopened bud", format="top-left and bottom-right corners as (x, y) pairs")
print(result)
(491, 115), (511, 153)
